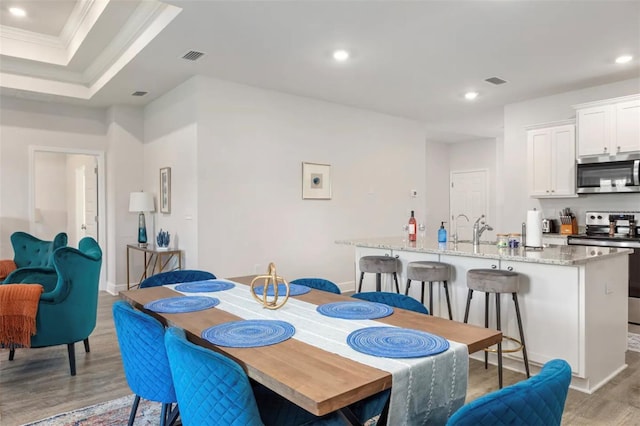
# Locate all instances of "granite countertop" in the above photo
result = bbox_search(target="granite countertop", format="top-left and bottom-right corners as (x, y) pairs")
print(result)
(336, 236), (632, 266)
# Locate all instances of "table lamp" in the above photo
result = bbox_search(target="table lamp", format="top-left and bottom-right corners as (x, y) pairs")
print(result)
(129, 191), (155, 247)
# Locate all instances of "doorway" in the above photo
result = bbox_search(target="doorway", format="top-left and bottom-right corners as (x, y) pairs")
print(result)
(449, 169), (489, 241)
(29, 146), (106, 289)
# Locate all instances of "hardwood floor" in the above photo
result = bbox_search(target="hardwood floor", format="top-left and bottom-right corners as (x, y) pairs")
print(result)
(1, 292), (639, 425)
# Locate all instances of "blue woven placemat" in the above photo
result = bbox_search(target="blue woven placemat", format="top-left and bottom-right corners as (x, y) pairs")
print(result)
(175, 280), (235, 293)
(144, 296), (219, 313)
(316, 301), (393, 320)
(201, 320), (295, 348)
(347, 326), (450, 358)
(253, 283), (311, 296)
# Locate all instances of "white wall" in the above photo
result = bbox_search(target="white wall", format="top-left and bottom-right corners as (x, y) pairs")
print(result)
(425, 141), (450, 237)
(33, 152), (67, 240)
(191, 77), (427, 285)
(0, 97), (108, 259)
(502, 78), (640, 230)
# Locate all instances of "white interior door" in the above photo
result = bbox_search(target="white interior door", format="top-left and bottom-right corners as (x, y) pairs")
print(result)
(449, 170), (488, 241)
(83, 160), (98, 240)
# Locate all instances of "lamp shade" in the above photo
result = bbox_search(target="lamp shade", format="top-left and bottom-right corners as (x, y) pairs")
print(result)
(129, 192), (155, 213)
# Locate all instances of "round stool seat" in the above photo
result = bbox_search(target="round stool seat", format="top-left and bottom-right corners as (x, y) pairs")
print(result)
(359, 256), (399, 274)
(407, 261), (450, 282)
(467, 269), (519, 294)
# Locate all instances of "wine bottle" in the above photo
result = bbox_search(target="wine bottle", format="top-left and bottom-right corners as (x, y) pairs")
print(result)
(409, 210), (417, 242)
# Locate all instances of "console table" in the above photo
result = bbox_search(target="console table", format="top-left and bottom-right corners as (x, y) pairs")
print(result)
(126, 244), (182, 290)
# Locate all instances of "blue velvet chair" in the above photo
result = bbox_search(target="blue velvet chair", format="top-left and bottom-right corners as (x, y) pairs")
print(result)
(164, 327), (346, 426)
(291, 278), (341, 294)
(2, 231), (68, 290)
(446, 359), (572, 426)
(113, 301), (178, 426)
(351, 291), (429, 314)
(139, 269), (216, 288)
(7, 237), (101, 376)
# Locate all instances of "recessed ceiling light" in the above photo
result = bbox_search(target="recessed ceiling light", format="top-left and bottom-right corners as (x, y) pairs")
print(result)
(9, 7), (26, 17)
(615, 55), (633, 64)
(464, 91), (479, 101)
(333, 49), (350, 62)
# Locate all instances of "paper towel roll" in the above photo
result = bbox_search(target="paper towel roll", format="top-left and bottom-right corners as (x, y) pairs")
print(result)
(526, 209), (543, 248)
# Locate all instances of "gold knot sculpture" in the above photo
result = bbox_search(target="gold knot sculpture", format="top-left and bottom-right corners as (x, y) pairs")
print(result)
(250, 262), (290, 310)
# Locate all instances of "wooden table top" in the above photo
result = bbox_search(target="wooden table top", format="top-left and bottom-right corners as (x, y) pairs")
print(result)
(120, 275), (501, 416)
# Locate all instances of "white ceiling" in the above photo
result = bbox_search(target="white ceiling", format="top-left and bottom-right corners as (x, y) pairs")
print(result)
(1, 0), (639, 142)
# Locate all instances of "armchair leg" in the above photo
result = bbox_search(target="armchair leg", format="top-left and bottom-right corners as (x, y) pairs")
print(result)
(128, 395), (141, 426)
(84, 338), (90, 353)
(9, 348), (15, 361)
(67, 343), (76, 376)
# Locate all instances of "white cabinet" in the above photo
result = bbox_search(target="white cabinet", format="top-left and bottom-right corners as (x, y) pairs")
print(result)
(526, 120), (576, 197)
(574, 94), (640, 157)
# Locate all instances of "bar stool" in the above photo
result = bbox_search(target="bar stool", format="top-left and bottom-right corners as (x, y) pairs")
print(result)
(405, 261), (453, 319)
(357, 256), (400, 293)
(463, 268), (530, 388)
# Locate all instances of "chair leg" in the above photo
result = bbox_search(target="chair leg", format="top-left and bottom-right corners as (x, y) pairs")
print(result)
(392, 272), (400, 293)
(513, 292), (531, 378)
(9, 348), (15, 361)
(463, 289), (473, 323)
(484, 292), (490, 369)
(128, 395), (141, 426)
(375, 273), (382, 292)
(67, 343), (77, 376)
(496, 293), (503, 389)
(84, 338), (90, 353)
(428, 282), (434, 315)
(420, 282), (425, 304)
(167, 404), (180, 426)
(443, 281), (453, 320)
(405, 279), (411, 296)
(160, 403), (169, 426)
(358, 272), (365, 293)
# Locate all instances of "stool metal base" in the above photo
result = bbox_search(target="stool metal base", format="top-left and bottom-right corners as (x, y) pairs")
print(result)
(405, 280), (453, 319)
(358, 272), (400, 293)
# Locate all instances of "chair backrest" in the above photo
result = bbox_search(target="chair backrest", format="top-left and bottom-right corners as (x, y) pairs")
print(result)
(140, 269), (216, 288)
(352, 291), (429, 314)
(446, 359), (572, 426)
(11, 231), (68, 268)
(290, 277), (341, 294)
(31, 236), (102, 348)
(164, 327), (264, 426)
(112, 301), (176, 404)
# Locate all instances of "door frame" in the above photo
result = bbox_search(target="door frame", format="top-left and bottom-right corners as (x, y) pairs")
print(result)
(28, 145), (107, 290)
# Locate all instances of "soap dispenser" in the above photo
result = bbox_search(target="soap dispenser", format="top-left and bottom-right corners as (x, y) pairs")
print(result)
(438, 222), (448, 243)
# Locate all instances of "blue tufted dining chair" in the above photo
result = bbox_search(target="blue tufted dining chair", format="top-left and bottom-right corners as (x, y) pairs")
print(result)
(112, 301), (178, 426)
(291, 278), (341, 294)
(446, 359), (572, 426)
(351, 291), (429, 314)
(2, 231), (68, 290)
(139, 269), (216, 288)
(165, 327), (346, 426)
(6, 237), (101, 375)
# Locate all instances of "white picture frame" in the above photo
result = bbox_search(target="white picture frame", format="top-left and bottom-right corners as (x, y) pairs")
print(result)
(302, 162), (332, 200)
(160, 167), (171, 213)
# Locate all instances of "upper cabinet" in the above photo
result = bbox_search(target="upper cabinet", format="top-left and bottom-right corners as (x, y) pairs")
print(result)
(526, 120), (576, 198)
(574, 94), (640, 157)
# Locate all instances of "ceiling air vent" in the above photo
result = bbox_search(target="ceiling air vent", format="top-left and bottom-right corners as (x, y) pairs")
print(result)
(181, 50), (205, 61)
(485, 77), (507, 85)
(131, 91), (148, 97)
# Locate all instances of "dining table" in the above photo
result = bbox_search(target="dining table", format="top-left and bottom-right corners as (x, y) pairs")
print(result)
(120, 275), (502, 425)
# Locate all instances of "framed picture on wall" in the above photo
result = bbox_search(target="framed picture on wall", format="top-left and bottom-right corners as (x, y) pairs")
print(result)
(302, 162), (332, 199)
(160, 167), (171, 213)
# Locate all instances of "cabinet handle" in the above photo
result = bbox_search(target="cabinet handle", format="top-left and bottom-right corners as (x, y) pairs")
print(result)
(546, 190), (550, 193)
(551, 189), (555, 193)
(617, 146), (621, 152)
(604, 146), (608, 152)
(491, 264), (497, 269)
(395, 255), (400, 259)
(507, 266), (514, 271)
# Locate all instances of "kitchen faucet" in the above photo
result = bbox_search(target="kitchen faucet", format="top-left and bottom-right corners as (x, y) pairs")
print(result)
(472, 214), (494, 246)
(452, 214), (469, 243)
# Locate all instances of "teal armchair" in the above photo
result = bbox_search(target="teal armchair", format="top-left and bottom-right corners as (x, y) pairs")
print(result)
(7, 237), (102, 376)
(2, 232), (68, 291)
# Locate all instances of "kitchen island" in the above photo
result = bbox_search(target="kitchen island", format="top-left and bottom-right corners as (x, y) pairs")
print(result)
(337, 237), (631, 393)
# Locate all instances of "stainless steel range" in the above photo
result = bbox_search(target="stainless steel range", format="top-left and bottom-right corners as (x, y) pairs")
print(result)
(568, 211), (640, 324)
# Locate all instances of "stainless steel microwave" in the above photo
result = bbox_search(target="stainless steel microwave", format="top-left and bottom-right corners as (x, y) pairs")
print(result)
(576, 153), (640, 193)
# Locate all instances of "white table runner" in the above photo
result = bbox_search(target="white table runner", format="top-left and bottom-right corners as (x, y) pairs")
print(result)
(168, 280), (468, 426)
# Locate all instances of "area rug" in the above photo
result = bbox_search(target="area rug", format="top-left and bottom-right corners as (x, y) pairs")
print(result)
(629, 332), (640, 353)
(23, 395), (163, 426)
